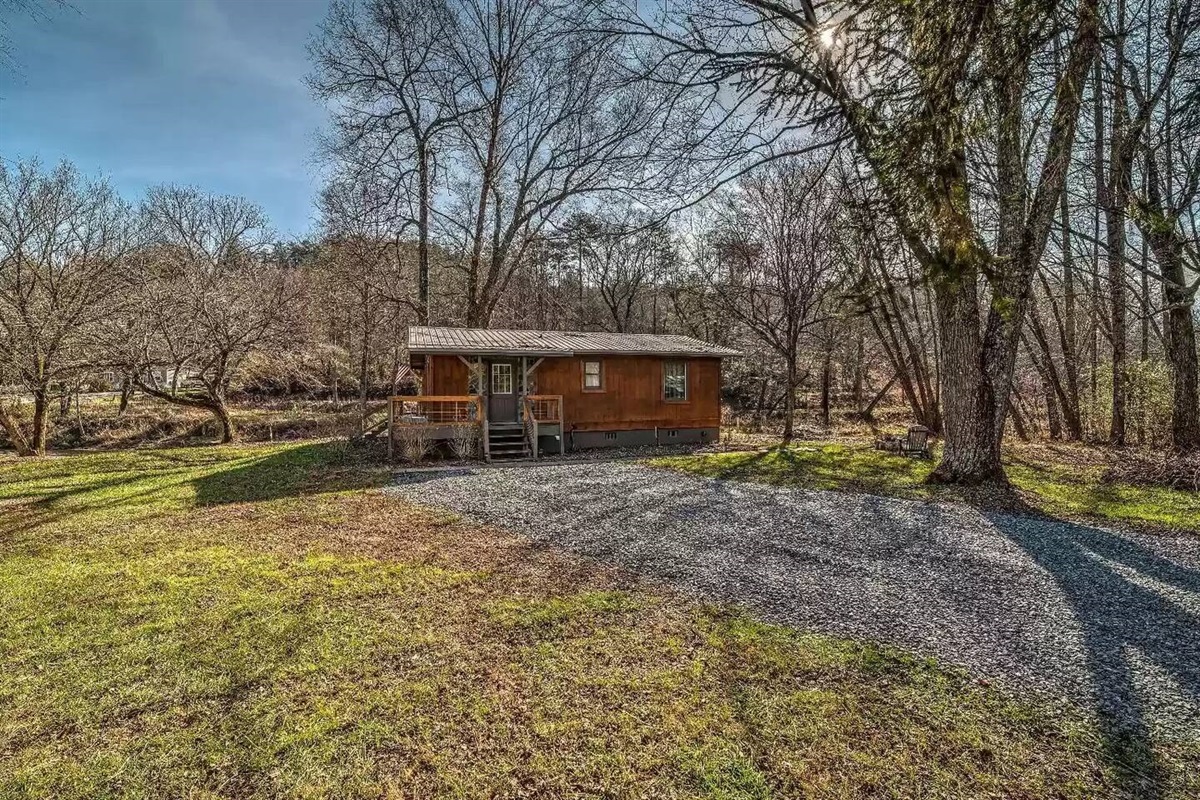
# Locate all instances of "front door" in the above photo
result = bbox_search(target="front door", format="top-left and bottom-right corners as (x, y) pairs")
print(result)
(487, 360), (518, 423)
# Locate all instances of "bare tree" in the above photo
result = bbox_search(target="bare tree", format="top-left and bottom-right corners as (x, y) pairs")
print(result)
(112, 186), (298, 444)
(707, 157), (845, 442)
(1124, 0), (1200, 452)
(571, 209), (675, 333)
(0, 159), (133, 455)
(313, 0), (685, 327)
(310, 0), (462, 324)
(0, 0), (70, 78)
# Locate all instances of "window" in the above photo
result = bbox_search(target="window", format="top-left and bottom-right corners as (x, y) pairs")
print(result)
(491, 363), (513, 394)
(583, 360), (603, 391)
(663, 360), (688, 401)
(604, 432), (618, 441)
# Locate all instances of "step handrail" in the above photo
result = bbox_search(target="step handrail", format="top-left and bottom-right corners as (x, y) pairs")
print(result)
(522, 396), (538, 459)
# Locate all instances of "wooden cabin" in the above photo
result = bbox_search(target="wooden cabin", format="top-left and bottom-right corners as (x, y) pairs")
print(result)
(391, 326), (739, 461)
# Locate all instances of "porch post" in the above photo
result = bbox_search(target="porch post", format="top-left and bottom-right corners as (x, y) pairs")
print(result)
(519, 356), (527, 420)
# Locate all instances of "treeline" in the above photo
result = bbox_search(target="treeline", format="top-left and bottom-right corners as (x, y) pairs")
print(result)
(305, 0), (1200, 485)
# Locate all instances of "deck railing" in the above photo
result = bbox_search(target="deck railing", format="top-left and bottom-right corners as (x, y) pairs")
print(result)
(387, 393), (559, 460)
(525, 394), (563, 424)
(391, 395), (482, 425)
(522, 394), (564, 458)
(388, 395), (483, 459)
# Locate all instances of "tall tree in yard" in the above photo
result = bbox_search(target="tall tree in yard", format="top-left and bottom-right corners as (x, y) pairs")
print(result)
(707, 157), (845, 443)
(1095, 2), (1133, 445)
(613, 0), (1100, 484)
(309, 0), (460, 325)
(0, 160), (134, 456)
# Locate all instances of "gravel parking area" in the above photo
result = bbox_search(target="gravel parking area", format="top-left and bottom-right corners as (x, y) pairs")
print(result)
(388, 461), (1200, 739)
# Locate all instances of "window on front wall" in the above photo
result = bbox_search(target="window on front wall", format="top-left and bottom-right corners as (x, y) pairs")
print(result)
(583, 359), (603, 390)
(663, 360), (688, 401)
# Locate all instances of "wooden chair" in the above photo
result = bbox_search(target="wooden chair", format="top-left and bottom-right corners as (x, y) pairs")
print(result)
(902, 425), (933, 459)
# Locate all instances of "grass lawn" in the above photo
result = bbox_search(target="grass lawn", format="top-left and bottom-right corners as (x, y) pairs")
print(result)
(0, 441), (1176, 798)
(652, 441), (1200, 532)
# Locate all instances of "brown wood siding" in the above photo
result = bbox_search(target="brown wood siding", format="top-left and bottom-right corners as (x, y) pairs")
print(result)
(534, 356), (721, 431)
(419, 353), (722, 430)
(425, 355), (468, 396)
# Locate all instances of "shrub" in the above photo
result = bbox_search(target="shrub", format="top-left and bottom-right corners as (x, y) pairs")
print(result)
(446, 424), (481, 460)
(1103, 452), (1200, 492)
(1079, 360), (1173, 446)
(395, 425), (435, 463)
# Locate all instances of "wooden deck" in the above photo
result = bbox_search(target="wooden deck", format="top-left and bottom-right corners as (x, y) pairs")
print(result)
(388, 393), (563, 462)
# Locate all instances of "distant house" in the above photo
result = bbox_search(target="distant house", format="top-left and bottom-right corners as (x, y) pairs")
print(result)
(396, 326), (739, 460)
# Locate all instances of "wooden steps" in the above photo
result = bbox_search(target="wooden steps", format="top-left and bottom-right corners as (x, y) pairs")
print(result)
(487, 423), (529, 462)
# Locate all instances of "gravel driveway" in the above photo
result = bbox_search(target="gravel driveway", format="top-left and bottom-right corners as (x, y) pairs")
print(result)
(388, 461), (1200, 740)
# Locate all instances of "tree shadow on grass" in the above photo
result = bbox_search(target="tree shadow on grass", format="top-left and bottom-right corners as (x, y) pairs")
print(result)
(0, 472), (166, 541)
(1, 442), (395, 539)
(661, 454), (1199, 797)
(192, 441), (392, 506)
(988, 505), (1200, 799)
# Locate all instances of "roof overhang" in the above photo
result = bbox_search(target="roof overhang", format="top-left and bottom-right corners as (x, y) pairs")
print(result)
(406, 326), (741, 359)
(409, 347), (737, 358)
(408, 347), (572, 358)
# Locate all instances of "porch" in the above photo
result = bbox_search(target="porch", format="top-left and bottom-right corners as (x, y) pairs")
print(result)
(387, 393), (564, 462)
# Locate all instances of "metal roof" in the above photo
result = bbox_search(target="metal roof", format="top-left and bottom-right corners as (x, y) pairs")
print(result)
(407, 326), (740, 358)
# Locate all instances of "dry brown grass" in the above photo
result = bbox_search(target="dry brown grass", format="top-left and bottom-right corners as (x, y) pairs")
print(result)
(0, 442), (1156, 799)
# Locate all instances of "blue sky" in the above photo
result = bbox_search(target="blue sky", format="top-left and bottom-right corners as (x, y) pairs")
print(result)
(0, 0), (331, 237)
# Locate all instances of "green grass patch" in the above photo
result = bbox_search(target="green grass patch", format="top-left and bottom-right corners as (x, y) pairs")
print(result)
(0, 442), (1178, 797)
(652, 442), (1200, 531)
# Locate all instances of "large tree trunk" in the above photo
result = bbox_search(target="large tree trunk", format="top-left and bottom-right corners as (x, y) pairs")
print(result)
(1061, 187), (1082, 420)
(1149, 235), (1200, 452)
(943, 0), (1096, 481)
(1165, 297), (1200, 452)
(929, 277), (1007, 485)
(1106, 208), (1129, 446)
(782, 362), (798, 444)
(29, 385), (50, 457)
(135, 379), (236, 445)
(213, 402), (236, 445)
(465, 103), (503, 327)
(417, 142), (431, 325)
(1102, 5), (1131, 446)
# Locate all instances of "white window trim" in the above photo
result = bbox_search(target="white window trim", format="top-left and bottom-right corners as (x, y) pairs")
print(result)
(491, 363), (513, 395)
(582, 359), (603, 391)
(663, 360), (688, 402)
